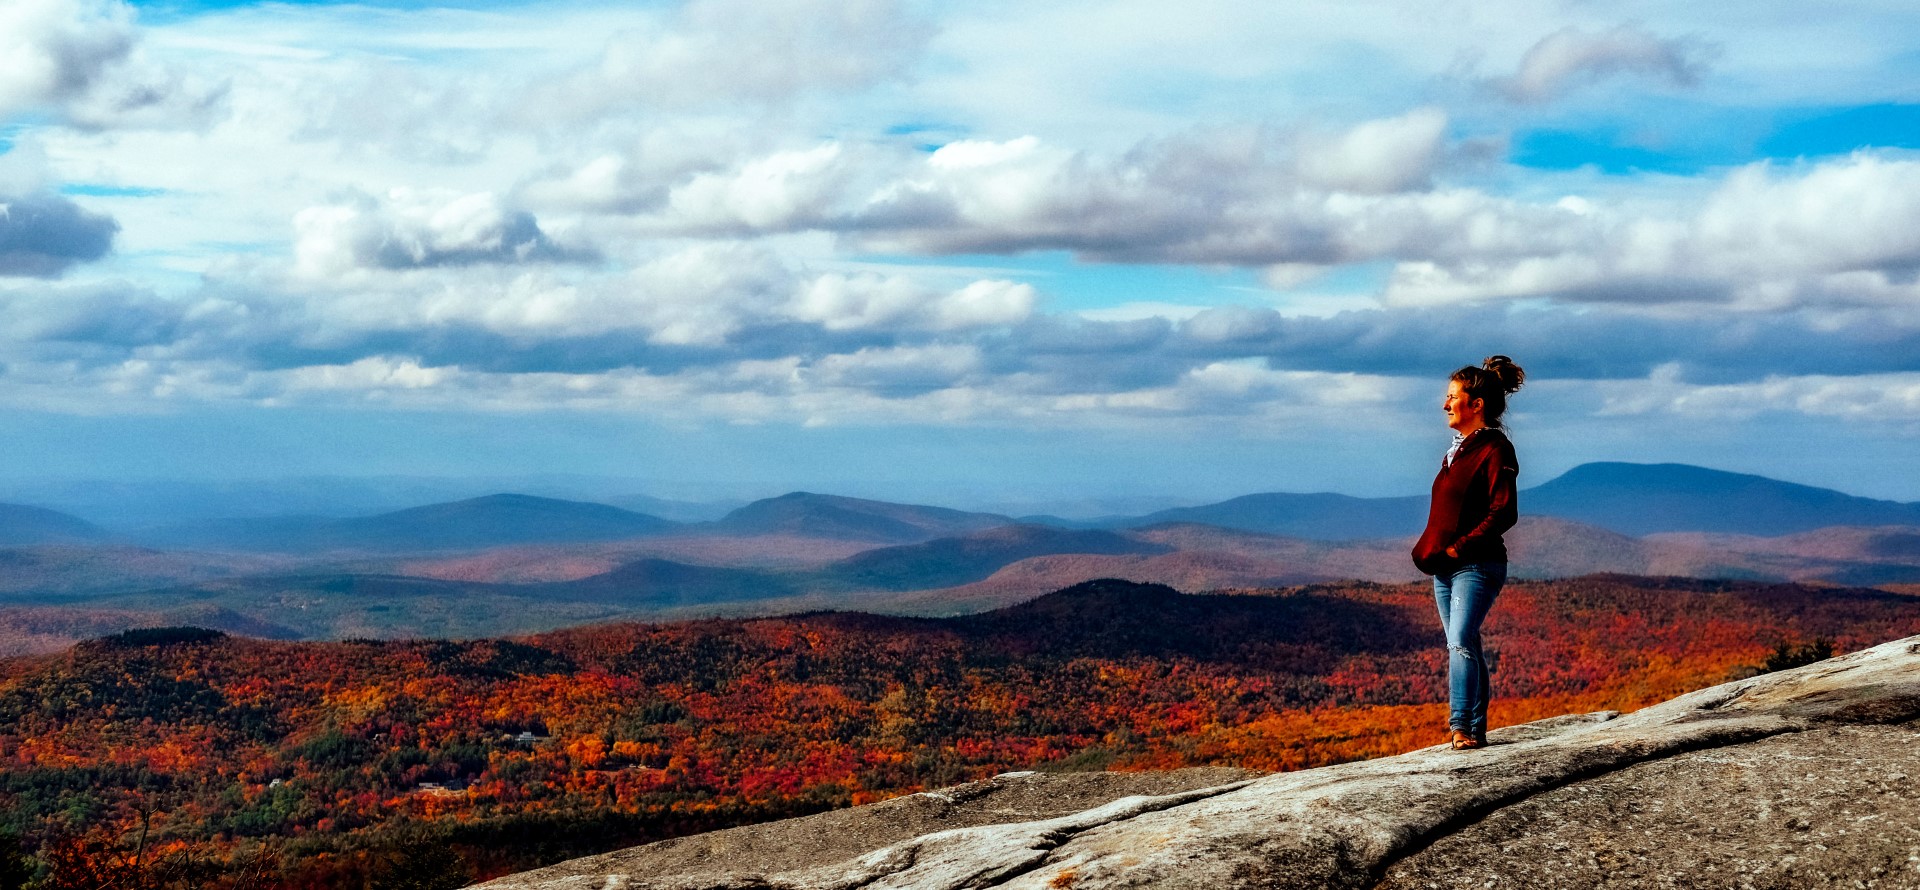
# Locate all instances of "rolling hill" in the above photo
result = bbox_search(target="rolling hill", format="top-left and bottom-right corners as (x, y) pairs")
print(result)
(2, 461), (1918, 653)
(0, 546), (296, 597)
(816, 525), (1170, 591)
(706, 492), (1013, 543)
(557, 558), (802, 606)
(1645, 525), (1920, 586)
(11, 512), (1920, 650)
(1126, 492), (1426, 540)
(0, 504), (111, 547)
(1524, 463), (1920, 535)
(1115, 462), (1920, 540)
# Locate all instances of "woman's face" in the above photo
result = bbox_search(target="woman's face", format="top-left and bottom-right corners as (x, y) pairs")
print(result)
(1443, 380), (1483, 432)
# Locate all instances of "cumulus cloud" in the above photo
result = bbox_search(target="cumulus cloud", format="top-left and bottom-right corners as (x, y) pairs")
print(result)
(521, 111), (1467, 264)
(806, 343), (982, 396)
(521, 152), (689, 217)
(1692, 155), (1920, 281)
(790, 273), (1035, 332)
(199, 352), (1418, 431)
(1295, 108), (1449, 194)
(663, 143), (868, 233)
(848, 146), (1580, 266)
(0, 0), (134, 113)
(734, 118), (1459, 261)
(4, 0), (1914, 449)
(293, 189), (592, 276)
(614, 243), (796, 345)
(7, 259), (1920, 433)
(529, 0), (932, 117)
(0, 280), (182, 347)
(517, 124), (1916, 325)
(0, 0), (222, 128)
(1597, 367), (1920, 422)
(238, 239), (1038, 369)
(277, 355), (450, 395)
(1382, 153), (1920, 310)
(1494, 24), (1712, 102)
(0, 193), (118, 276)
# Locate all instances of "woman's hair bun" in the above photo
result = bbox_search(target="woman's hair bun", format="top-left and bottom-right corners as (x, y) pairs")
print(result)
(1482, 355), (1525, 394)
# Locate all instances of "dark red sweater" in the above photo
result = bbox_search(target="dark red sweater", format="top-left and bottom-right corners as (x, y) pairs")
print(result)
(1411, 428), (1519, 576)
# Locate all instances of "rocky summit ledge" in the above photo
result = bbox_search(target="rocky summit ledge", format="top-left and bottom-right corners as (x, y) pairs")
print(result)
(475, 635), (1920, 890)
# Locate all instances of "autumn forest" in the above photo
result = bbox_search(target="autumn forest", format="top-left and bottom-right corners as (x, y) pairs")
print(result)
(1, 575), (1915, 888)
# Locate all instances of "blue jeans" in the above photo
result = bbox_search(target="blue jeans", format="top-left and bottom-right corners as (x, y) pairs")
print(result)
(1433, 562), (1505, 737)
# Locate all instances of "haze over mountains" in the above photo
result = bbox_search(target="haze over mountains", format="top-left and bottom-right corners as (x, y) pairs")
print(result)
(142, 494), (679, 552)
(0, 504), (112, 547)
(15, 460), (1917, 547)
(1120, 462), (1920, 539)
(0, 461), (1917, 653)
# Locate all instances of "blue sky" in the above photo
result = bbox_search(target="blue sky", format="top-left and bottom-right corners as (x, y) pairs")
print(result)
(2, 0), (1919, 509)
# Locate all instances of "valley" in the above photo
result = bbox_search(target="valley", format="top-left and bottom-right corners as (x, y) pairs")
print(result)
(2, 462), (1919, 653)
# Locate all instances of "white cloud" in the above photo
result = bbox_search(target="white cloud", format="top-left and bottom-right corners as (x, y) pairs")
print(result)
(292, 189), (589, 276)
(1382, 153), (1920, 310)
(528, 114), (1456, 264)
(933, 279), (1036, 329)
(664, 143), (860, 232)
(807, 343), (982, 392)
(1692, 154), (1920, 281)
(618, 243), (794, 345)
(530, 0), (931, 117)
(1295, 108), (1449, 194)
(278, 355), (450, 394)
(0, 0), (222, 128)
(0, 0), (135, 115)
(274, 239), (1037, 348)
(788, 271), (1035, 332)
(789, 272), (929, 331)
(1598, 365), (1920, 422)
(5, 0), (1920, 478)
(1077, 302), (1213, 323)
(1494, 24), (1712, 102)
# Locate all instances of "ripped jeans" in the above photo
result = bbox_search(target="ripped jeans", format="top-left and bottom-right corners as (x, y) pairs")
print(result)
(1433, 561), (1505, 737)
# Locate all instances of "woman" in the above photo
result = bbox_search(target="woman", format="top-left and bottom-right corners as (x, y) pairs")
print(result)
(1411, 355), (1524, 751)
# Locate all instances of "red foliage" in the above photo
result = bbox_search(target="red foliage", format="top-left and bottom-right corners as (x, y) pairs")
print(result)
(0, 576), (1913, 886)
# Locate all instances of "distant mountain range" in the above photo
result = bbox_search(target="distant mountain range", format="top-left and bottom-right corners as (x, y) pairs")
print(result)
(1126, 492), (1426, 539)
(0, 503), (111, 547)
(1523, 462), (1920, 535)
(7, 509), (1914, 648)
(1118, 462), (1920, 540)
(2, 461), (1918, 653)
(703, 492), (1012, 543)
(121, 491), (1021, 553)
(137, 494), (679, 552)
(11, 461), (1919, 553)
(820, 525), (1167, 590)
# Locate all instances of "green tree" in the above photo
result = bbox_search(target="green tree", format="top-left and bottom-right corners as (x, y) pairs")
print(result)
(368, 846), (471, 890)
(1762, 637), (1835, 673)
(0, 831), (36, 890)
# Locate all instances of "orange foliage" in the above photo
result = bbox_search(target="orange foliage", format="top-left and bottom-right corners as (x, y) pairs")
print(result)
(0, 575), (1913, 887)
